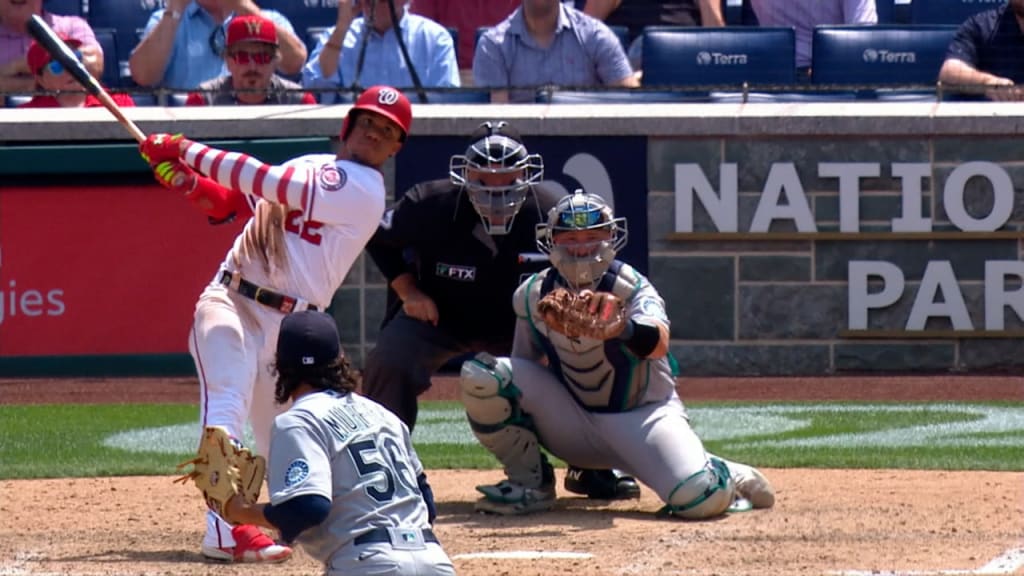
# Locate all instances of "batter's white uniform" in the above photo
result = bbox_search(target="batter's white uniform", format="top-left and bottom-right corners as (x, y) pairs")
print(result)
(180, 142), (386, 551)
(269, 390), (455, 575)
(508, 262), (718, 504)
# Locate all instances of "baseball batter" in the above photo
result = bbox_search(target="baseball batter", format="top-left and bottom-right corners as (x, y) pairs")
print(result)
(223, 310), (455, 575)
(460, 190), (776, 516)
(139, 85), (413, 562)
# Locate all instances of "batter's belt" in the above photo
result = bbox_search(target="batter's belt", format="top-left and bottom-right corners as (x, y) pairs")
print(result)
(218, 269), (319, 314)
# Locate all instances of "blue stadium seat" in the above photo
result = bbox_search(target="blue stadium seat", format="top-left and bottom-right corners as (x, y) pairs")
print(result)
(129, 93), (157, 106)
(167, 93), (190, 106)
(641, 26), (796, 88)
(877, 0), (913, 24)
(44, 0), (82, 16)
(608, 24), (629, 52)
(259, 0), (337, 38)
(406, 90), (489, 104)
(4, 95), (32, 107)
(722, 0), (758, 26)
(811, 25), (957, 99)
(87, 0), (155, 74)
(910, 0), (1002, 25)
(536, 89), (709, 103)
(446, 26), (458, 64)
(93, 28), (121, 88)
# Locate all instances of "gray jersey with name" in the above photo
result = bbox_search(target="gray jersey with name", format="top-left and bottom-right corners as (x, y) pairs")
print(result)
(267, 390), (430, 564)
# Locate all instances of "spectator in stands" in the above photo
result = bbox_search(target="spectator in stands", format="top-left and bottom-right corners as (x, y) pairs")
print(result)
(410, 0), (519, 71)
(19, 33), (134, 107)
(750, 0), (876, 80)
(473, 0), (637, 103)
(186, 14), (315, 105)
(129, 0), (307, 90)
(0, 0), (102, 92)
(939, 0), (1024, 101)
(582, 0), (724, 71)
(303, 0), (459, 104)
(585, 0), (724, 36)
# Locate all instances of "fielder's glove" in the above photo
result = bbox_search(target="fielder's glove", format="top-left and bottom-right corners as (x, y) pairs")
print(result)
(537, 287), (627, 340)
(174, 426), (265, 523)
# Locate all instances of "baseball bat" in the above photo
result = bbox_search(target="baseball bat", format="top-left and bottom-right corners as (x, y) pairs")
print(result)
(26, 14), (146, 143)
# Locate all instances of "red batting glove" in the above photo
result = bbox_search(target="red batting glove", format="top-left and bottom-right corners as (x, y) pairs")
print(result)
(151, 160), (197, 195)
(140, 133), (189, 165)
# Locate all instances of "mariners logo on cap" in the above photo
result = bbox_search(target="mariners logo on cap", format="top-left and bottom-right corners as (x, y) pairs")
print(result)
(377, 87), (400, 106)
(318, 165), (347, 191)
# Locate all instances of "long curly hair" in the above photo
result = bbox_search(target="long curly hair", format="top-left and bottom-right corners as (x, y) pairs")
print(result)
(273, 355), (361, 405)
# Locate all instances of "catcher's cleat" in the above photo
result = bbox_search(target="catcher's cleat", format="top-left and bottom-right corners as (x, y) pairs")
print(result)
(563, 466), (641, 500)
(728, 462), (775, 509)
(201, 525), (292, 563)
(475, 479), (556, 515)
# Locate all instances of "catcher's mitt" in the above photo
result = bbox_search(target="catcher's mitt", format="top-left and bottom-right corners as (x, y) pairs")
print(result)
(537, 288), (627, 340)
(174, 426), (265, 522)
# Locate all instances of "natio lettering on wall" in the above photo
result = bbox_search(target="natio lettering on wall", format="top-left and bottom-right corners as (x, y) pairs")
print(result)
(674, 162), (1015, 233)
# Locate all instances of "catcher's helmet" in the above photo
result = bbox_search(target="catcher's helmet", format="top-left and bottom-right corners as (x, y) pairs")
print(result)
(340, 85), (412, 142)
(449, 121), (543, 235)
(537, 189), (627, 288)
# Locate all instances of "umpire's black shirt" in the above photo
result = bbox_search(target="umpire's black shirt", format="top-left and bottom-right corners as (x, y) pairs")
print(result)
(366, 179), (561, 345)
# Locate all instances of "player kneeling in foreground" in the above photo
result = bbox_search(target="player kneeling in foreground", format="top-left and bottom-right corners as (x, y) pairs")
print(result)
(221, 311), (456, 575)
(461, 190), (775, 517)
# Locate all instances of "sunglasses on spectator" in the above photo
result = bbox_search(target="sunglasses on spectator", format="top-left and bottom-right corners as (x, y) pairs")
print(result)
(45, 50), (82, 75)
(228, 50), (275, 65)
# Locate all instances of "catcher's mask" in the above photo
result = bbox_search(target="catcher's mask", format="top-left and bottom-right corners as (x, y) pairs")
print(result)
(449, 121), (543, 235)
(537, 189), (628, 288)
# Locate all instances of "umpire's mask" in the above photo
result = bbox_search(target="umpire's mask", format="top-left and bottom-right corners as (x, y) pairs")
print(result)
(449, 121), (543, 235)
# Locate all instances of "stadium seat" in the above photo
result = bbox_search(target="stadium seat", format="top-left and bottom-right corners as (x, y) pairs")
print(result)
(722, 0), (758, 26)
(405, 90), (489, 104)
(446, 26), (458, 64)
(259, 0), (337, 38)
(44, 0), (82, 16)
(811, 25), (957, 99)
(87, 0), (155, 78)
(4, 95), (32, 107)
(876, 0), (912, 24)
(641, 26), (796, 89)
(167, 93), (189, 107)
(910, 0), (1001, 25)
(129, 93), (157, 106)
(536, 89), (708, 103)
(609, 25), (630, 52)
(93, 28), (121, 88)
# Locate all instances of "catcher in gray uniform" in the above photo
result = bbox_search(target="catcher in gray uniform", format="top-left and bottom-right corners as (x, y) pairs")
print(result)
(461, 189), (776, 517)
(222, 311), (455, 575)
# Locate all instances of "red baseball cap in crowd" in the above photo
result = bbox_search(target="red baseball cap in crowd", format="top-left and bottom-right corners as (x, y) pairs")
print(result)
(26, 33), (82, 75)
(226, 14), (278, 47)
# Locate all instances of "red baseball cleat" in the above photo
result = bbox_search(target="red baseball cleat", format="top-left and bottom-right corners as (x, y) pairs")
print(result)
(201, 524), (292, 563)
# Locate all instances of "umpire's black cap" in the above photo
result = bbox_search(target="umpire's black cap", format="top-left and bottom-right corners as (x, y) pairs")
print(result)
(277, 311), (341, 370)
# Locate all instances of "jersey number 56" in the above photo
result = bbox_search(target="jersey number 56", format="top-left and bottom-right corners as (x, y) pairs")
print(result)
(347, 438), (418, 503)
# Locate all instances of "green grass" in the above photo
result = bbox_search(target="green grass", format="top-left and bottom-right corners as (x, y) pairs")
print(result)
(0, 401), (1021, 480)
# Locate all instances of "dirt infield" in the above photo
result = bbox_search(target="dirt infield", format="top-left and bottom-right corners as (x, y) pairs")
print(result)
(1, 375), (1022, 576)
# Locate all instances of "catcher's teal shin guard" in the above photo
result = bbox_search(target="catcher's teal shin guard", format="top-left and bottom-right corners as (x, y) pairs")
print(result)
(460, 353), (550, 489)
(659, 456), (736, 519)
